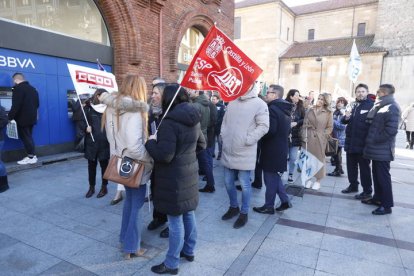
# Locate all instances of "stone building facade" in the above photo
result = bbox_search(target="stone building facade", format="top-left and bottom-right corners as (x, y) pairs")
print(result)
(235, 0), (414, 107)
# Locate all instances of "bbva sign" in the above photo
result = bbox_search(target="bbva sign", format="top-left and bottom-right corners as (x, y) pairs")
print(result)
(0, 55), (35, 69)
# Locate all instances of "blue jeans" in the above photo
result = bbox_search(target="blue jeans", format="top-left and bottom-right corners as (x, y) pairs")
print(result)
(165, 211), (197, 269)
(197, 149), (215, 187)
(263, 171), (289, 207)
(0, 141), (5, 176)
(120, 185), (146, 253)
(288, 146), (299, 175)
(224, 168), (252, 214)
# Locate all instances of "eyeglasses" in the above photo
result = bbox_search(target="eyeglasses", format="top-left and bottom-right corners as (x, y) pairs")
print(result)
(266, 91), (276, 95)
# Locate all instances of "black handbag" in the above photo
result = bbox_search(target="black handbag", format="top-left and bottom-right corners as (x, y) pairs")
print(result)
(325, 136), (339, 157)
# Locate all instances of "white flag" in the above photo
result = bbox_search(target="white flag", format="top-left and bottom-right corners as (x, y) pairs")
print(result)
(348, 39), (362, 84)
(295, 149), (324, 186)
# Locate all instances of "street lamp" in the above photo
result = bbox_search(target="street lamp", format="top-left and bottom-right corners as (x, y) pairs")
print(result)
(316, 56), (323, 93)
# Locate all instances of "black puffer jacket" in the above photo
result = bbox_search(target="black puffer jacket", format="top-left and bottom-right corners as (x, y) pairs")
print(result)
(289, 104), (305, 147)
(145, 102), (206, 216)
(8, 81), (39, 127)
(364, 95), (400, 161)
(0, 106), (8, 141)
(342, 98), (373, 154)
(260, 99), (293, 172)
(81, 104), (110, 161)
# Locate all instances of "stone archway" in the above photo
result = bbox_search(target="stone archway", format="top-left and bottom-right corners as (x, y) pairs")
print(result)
(169, 11), (215, 72)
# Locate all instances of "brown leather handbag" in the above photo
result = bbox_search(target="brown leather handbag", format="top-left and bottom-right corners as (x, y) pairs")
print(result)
(103, 155), (144, 188)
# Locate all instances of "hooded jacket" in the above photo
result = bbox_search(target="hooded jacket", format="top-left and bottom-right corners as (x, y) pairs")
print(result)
(145, 102), (206, 216)
(220, 84), (270, 170)
(100, 92), (153, 185)
(260, 99), (293, 172)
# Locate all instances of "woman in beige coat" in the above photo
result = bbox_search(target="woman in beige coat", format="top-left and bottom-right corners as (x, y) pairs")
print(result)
(302, 93), (333, 190)
(402, 102), (414, 149)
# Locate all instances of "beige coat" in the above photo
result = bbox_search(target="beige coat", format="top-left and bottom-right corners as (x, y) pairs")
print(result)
(402, 104), (414, 132)
(100, 92), (153, 185)
(302, 107), (333, 180)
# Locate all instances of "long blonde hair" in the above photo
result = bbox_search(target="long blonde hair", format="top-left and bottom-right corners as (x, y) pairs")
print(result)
(319, 92), (333, 112)
(103, 74), (148, 139)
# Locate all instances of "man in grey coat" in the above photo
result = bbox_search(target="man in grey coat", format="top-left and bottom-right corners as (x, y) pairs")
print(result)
(220, 83), (269, 229)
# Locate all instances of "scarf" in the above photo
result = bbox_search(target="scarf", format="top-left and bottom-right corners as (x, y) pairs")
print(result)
(91, 103), (107, 114)
(151, 104), (162, 117)
(365, 94), (394, 124)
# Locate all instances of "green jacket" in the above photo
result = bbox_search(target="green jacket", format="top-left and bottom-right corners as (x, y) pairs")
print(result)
(192, 94), (210, 140)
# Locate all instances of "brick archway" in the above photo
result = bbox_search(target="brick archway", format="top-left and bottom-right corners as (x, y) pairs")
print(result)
(96, 0), (143, 78)
(169, 12), (215, 72)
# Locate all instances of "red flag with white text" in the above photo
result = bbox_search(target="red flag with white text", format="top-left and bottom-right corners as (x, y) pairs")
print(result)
(180, 26), (263, 102)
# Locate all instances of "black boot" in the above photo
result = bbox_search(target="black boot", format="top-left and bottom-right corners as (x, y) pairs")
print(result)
(327, 170), (341, 177)
(85, 186), (95, 198)
(233, 213), (248, 229)
(0, 175), (9, 193)
(97, 185), (107, 198)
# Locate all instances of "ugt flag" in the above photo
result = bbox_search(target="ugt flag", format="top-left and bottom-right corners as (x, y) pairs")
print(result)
(348, 39), (362, 84)
(180, 25), (262, 102)
(67, 63), (118, 96)
(296, 149), (323, 186)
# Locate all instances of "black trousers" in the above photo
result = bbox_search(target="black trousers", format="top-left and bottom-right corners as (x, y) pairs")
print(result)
(372, 160), (394, 208)
(406, 131), (414, 147)
(150, 173), (167, 223)
(17, 125), (35, 156)
(346, 153), (372, 194)
(253, 146), (262, 187)
(88, 159), (109, 187)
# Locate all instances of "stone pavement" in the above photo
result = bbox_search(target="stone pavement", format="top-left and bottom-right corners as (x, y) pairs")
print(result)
(1, 131), (414, 276)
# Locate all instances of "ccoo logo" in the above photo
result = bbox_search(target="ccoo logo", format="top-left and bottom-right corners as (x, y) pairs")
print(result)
(207, 67), (243, 98)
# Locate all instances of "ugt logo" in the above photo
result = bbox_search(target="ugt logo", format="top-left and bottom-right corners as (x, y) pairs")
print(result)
(206, 35), (225, 59)
(207, 67), (243, 98)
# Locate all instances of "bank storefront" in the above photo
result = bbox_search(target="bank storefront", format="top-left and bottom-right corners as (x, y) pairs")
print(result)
(0, 0), (112, 161)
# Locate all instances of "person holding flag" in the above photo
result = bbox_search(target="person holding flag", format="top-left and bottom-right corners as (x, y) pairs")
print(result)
(301, 93), (333, 190)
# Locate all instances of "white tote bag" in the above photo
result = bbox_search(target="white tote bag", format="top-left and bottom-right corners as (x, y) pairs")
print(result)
(6, 120), (19, 139)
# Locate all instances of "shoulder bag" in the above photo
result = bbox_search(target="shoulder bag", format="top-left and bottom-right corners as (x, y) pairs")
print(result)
(325, 136), (339, 157)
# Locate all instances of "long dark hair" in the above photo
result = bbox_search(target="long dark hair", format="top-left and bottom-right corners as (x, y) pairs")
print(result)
(161, 84), (190, 112)
(285, 89), (305, 117)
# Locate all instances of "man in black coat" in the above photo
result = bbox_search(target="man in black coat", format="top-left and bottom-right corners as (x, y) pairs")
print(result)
(341, 83), (373, 199)
(253, 85), (293, 214)
(363, 84), (400, 215)
(8, 73), (39, 165)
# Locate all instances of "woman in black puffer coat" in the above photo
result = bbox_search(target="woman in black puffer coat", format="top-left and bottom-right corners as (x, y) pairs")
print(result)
(145, 84), (205, 274)
(285, 89), (305, 183)
(82, 89), (110, 199)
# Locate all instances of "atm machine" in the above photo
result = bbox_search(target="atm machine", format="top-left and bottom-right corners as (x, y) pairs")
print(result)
(0, 86), (13, 113)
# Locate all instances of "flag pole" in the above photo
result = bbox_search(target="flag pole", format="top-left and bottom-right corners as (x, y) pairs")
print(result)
(154, 85), (181, 135)
(76, 93), (95, 142)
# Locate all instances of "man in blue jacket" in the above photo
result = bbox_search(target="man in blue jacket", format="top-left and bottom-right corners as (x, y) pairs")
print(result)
(363, 84), (400, 215)
(341, 84), (373, 199)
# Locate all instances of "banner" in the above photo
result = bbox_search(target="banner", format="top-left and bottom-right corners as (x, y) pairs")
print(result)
(180, 25), (263, 102)
(67, 63), (118, 96)
(348, 39), (362, 84)
(296, 149), (323, 186)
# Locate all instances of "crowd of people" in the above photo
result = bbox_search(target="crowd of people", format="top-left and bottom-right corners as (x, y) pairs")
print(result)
(0, 71), (405, 274)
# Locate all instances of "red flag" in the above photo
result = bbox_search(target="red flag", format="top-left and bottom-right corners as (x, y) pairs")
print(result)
(180, 26), (262, 102)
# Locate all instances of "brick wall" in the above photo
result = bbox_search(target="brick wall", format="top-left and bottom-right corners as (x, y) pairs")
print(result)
(96, 0), (234, 88)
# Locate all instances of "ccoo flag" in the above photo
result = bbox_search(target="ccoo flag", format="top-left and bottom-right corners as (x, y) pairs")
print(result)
(348, 39), (362, 84)
(296, 149), (323, 187)
(180, 25), (263, 102)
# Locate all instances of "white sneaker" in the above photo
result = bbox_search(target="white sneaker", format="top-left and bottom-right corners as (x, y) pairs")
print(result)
(17, 156), (38, 165)
(312, 181), (321, 190)
(305, 180), (313, 189)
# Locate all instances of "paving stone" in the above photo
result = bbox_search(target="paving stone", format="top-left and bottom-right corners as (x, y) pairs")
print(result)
(39, 261), (96, 276)
(316, 250), (406, 276)
(0, 233), (19, 250)
(241, 254), (314, 276)
(0, 242), (60, 275)
(268, 224), (324, 249)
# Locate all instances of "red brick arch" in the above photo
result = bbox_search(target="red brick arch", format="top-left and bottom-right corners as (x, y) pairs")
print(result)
(95, 0), (143, 78)
(169, 12), (215, 72)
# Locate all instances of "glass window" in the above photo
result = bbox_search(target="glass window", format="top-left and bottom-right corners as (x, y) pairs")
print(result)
(308, 29), (315, 40)
(293, 63), (300, 75)
(287, 27), (289, 41)
(0, 0), (110, 45)
(357, 23), (366, 36)
(177, 27), (205, 81)
(234, 17), (241, 39)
